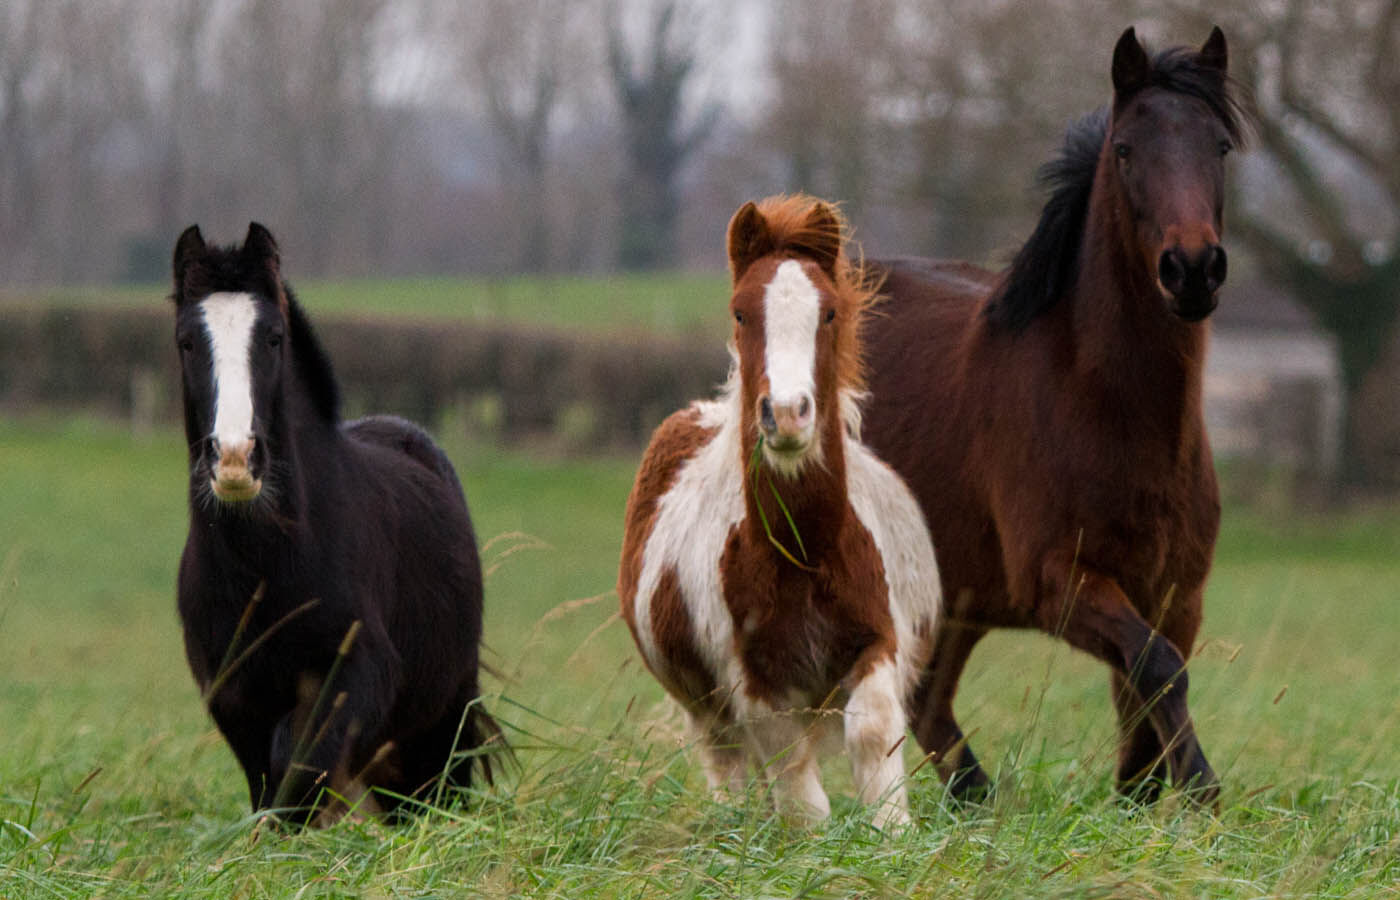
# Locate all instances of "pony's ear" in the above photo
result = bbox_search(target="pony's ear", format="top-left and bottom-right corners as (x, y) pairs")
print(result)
(727, 201), (776, 283)
(1111, 26), (1151, 97)
(1198, 26), (1227, 74)
(241, 222), (280, 267)
(797, 201), (841, 279)
(172, 225), (205, 296)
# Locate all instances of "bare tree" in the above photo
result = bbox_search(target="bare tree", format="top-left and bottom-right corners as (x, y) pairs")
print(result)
(605, 0), (720, 270)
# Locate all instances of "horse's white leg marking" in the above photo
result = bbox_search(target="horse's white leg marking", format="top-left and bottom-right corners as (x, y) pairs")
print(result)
(690, 713), (748, 799)
(845, 658), (912, 829)
(200, 292), (259, 451)
(745, 701), (830, 823)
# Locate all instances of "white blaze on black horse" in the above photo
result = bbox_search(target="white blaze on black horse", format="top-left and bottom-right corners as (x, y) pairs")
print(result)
(619, 196), (942, 829)
(171, 222), (498, 823)
(860, 27), (1246, 805)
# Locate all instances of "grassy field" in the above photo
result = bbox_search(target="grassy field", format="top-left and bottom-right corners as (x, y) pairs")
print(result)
(0, 273), (732, 338)
(2, 416), (1399, 897)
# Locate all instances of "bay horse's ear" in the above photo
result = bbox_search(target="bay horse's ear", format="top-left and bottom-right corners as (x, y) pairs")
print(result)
(1199, 26), (1227, 74)
(1111, 26), (1151, 97)
(728, 201), (776, 283)
(798, 201), (841, 280)
(172, 225), (205, 293)
(242, 222), (280, 267)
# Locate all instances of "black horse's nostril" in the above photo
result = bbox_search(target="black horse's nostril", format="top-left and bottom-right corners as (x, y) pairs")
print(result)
(759, 396), (776, 433)
(1205, 244), (1227, 292)
(1158, 249), (1187, 296)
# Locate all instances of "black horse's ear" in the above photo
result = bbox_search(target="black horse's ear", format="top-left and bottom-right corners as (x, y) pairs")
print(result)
(728, 201), (776, 283)
(1199, 26), (1227, 74)
(797, 201), (842, 279)
(172, 225), (205, 292)
(1111, 26), (1151, 97)
(242, 222), (280, 266)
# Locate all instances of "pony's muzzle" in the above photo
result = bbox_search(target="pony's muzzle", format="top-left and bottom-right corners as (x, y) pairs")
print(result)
(758, 392), (815, 451)
(211, 437), (263, 502)
(1158, 243), (1225, 321)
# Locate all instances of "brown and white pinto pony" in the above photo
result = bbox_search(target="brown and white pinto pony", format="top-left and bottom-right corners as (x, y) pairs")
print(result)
(860, 27), (1247, 805)
(619, 196), (941, 828)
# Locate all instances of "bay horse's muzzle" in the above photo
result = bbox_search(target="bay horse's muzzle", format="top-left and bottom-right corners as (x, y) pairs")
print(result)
(210, 437), (263, 502)
(1158, 242), (1226, 322)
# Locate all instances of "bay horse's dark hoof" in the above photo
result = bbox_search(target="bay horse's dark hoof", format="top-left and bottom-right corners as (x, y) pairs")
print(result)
(946, 764), (993, 807)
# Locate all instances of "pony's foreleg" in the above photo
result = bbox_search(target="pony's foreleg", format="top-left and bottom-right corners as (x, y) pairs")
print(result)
(1039, 551), (1219, 806)
(691, 715), (748, 800)
(743, 702), (830, 823)
(844, 654), (911, 830)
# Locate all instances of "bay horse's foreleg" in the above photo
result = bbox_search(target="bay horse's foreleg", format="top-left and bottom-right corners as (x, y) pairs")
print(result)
(844, 654), (911, 829)
(909, 621), (991, 801)
(1110, 671), (1169, 801)
(1039, 552), (1219, 805)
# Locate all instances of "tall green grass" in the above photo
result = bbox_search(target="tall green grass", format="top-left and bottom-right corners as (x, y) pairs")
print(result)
(1, 416), (1398, 897)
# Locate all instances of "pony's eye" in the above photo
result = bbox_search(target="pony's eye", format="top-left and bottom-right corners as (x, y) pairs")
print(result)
(179, 338), (194, 353)
(734, 310), (745, 325)
(824, 308), (836, 324)
(1114, 142), (1131, 160)
(1218, 139), (1233, 157)
(267, 334), (282, 349)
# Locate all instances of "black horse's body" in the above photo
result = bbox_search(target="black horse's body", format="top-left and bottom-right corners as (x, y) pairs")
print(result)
(172, 224), (494, 820)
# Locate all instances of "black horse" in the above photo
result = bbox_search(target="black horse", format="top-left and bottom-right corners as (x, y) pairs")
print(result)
(171, 222), (497, 823)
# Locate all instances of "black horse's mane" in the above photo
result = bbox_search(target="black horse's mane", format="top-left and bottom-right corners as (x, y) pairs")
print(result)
(175, 241), (341, 424)
(983, 45), (1247, 332)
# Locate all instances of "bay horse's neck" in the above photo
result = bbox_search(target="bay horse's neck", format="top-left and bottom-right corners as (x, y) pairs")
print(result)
(1068, 149), (1208, 430)
(738, 407), (849, 565)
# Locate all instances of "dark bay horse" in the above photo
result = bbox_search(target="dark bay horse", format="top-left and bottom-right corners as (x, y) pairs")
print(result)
(171, 223), (497, 823)
(619, 196), (941, 828)
(861, 27), (1246, 804)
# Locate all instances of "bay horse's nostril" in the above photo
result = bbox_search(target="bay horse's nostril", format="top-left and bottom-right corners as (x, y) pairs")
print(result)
(1158, 248), (1187, 296)
(1205, 244), (1227, 292)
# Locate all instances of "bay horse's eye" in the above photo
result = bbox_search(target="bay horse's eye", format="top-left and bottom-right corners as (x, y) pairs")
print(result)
(1218, 139), (1233, 157)
(1113, 142), (1131, 161)
(824, 308), (836, 324)
(734, 310), (745, 325)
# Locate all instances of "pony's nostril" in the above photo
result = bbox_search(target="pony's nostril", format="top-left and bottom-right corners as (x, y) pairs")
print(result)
(759, 396), (776, 433)
(1158, 249), (1186, 295)
(1206, 245), (1227, 291)
(797, 394), (811, 420)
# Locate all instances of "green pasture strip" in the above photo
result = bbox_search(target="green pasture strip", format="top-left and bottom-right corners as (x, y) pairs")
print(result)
(2, 417), (1398, 897)
(0, 272), (732, 337)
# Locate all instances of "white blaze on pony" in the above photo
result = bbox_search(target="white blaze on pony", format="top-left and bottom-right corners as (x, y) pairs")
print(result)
(619, 196), (942, 830)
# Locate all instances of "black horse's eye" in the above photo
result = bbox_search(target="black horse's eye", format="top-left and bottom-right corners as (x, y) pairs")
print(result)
(1114, 142), (1131, 160)
(824, 308), (836, 324)
(734, 310), (745, 325)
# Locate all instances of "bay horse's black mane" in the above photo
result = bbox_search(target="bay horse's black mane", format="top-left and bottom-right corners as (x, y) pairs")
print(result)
(984, 45), (1248, 332)
(173, 237), (341, 424)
